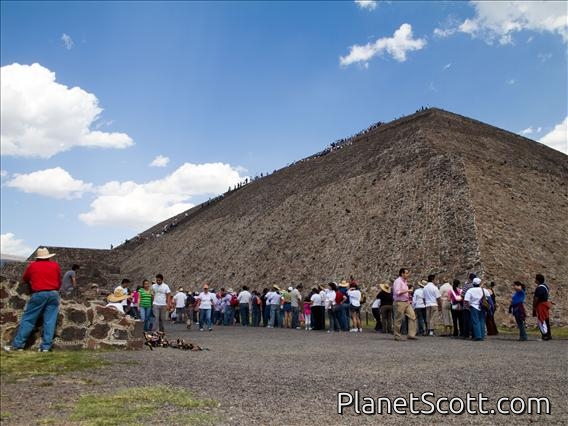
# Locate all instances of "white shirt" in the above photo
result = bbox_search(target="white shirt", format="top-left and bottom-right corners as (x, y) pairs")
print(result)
(347, 289), (361, 307)
(439, 283), (452, 302)
(152, 283), (171, 306)
(371, 298), (381, 309)
(237, 290), (252, 304)
(464, 287), (491, 311)
(324, 289), (336, 309)
(310, 293), (322, 306)
(173, 291), (187, 308)
(412, 288), (426, 309)
(198, 291), (215, 309)
(105, 302), (125, 314)
(290, 288), (302, 308)
(423, 282), (441, 307)
(267, 291), (282, 306)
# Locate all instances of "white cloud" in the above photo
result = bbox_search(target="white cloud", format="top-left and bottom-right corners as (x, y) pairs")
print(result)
(0, 169), (7, 177)
(1, 233), (32, 258)
(520, 127), (534, 135)
(149, 155), (170, 168)
(443, 63), (452, 70)
(506, 78), (516, 85)
(540, 117), (568, 155)
(6, 167), (93, 199)
(1, 63), (134, 159)
(355, 1), (377, 11)
(433, 27), (457, 38)
(79, 162), (248, 229)
(340, 23), (427, 66)
(458, 1), (568, 45)
(61, 33), (74, 50)
(538, 52), (552, 62)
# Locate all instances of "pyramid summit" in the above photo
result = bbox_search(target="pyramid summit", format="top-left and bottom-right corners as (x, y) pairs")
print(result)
(5, 108), (568, 324)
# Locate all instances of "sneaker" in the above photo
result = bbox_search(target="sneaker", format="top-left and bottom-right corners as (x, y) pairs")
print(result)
(295, 327), (301, 330)
(199, 328), (204, 332)
(349, 328), (357, 332)
(38, 348), (50, 352)
(358, 328), (363, 333)
(327, 330), (332, 333)
(208, 328), (212, 331)
(429, 331), (434, 336)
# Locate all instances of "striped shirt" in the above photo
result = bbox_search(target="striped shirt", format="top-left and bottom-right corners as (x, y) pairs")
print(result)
(139, 288), (153, 308)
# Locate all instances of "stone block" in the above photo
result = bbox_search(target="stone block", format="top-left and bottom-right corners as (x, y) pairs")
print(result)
(67, 308), (87, 324)
(9, 296), (26, 310)
(95, 305), (121, 322)
(0, 287), (9, 300)
(112, 328), (129, 340)
(60, 326), (87, 341)
(89, 323), (110, 339)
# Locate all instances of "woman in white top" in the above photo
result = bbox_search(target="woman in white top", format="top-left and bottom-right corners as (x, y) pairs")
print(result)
(310, 288), (325, 330)
(464, 278), (491, 341)
(347, 284), (362, 332)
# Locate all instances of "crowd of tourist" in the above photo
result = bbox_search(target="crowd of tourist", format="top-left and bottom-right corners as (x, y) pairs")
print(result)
(3, 245), (553, 353)
(104, 268), (552, 343)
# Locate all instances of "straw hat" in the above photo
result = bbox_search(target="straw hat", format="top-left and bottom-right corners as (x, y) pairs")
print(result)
(417, 280), (427, 288)
(36, 247), (55, 259)
(379, 283), (391, 293)
(273, 285), (281, 291)
(339, 280), (350, 288)
(107, 288), (128, 303)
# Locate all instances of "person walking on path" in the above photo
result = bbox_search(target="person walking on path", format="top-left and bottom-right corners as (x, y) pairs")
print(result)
(5, 248), (61, 352)
(152, 274), (171, 332)
(392, 268), (417, 341)
(509, 281), (527, 341)
(533, 273), (552, 341)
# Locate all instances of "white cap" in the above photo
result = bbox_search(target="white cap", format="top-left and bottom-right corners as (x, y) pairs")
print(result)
(472, 278), (482, 286)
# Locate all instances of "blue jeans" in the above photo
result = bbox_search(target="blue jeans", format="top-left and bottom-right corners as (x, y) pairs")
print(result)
(199, 308), (212, 329)
(263, 304), (270, 326)
(139, 306), (152, 331)
(470, 308), (485, 340)
(291, 306), (300, 328)
(338, 304), (349, 331)
(515, 314), (527, 340)
(224, 306), (234, 325)
(415, 307), (427, 335)
(269, 305), (280, 327)
(239, 304), (249, 326)
(12, 290), (60, 351)
(252, 305), (261, 327)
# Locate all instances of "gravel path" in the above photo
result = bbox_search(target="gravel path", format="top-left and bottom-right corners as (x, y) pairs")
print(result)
(1, 324), (566, 425)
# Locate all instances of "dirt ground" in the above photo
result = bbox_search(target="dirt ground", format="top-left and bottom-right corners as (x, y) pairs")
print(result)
(1, 324), (567, 425)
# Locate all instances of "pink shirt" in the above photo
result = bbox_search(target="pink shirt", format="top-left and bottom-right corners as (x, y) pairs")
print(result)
(393, 276), (410, 302)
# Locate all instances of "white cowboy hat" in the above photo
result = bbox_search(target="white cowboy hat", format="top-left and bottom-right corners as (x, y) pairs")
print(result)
(36, 247), (56, 259)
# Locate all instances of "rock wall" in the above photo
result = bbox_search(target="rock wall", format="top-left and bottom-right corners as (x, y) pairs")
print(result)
(0, 276), (143, 350)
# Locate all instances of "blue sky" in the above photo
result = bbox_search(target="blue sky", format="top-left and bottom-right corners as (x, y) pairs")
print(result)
(1, 1), (567, 257)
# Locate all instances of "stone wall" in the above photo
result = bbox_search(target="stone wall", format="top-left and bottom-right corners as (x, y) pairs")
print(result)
(0, 276), (143, 350)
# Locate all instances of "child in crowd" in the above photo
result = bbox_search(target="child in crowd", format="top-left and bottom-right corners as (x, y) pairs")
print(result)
(130, 286), (140, 319)
(303, 296), (312, 331)
(509, 281), (527, 341)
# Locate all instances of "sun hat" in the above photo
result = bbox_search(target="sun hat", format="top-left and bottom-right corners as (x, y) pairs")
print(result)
(339, 280), (350, 288)
(227, 288), (234, 293)
(273, 285), (281, 291)
(178, 287), (184, 291)
(36, 247), (55, 259)
(472, 278), (482, 286)
(418, 280), (427, 288)
(379, 283), (391, 293)
(107, 288), (128, 302)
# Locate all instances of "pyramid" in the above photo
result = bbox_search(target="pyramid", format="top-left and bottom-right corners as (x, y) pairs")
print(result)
(5, 108), (566, 324)
(115, 108), (567, 324)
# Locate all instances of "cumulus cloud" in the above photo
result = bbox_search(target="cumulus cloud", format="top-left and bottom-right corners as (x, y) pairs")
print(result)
(61, 33), (74, 50)
(441, 1), (568, 45)
(540, 117), (568, 155)
(6, 167), (93, 199)
(355, 1), (377, 11)
(1, 63), (134, 159)
(1, 233), (32, 258)
(340, 23), (426, 66)
(149, 155), (170, 168)
(79, 162), (248, 229)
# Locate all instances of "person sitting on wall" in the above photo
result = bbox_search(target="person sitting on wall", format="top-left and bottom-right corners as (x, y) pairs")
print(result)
(106, 288), (130, 314)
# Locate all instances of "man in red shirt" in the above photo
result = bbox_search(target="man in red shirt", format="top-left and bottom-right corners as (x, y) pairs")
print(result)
(4, 248), (62, 352)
